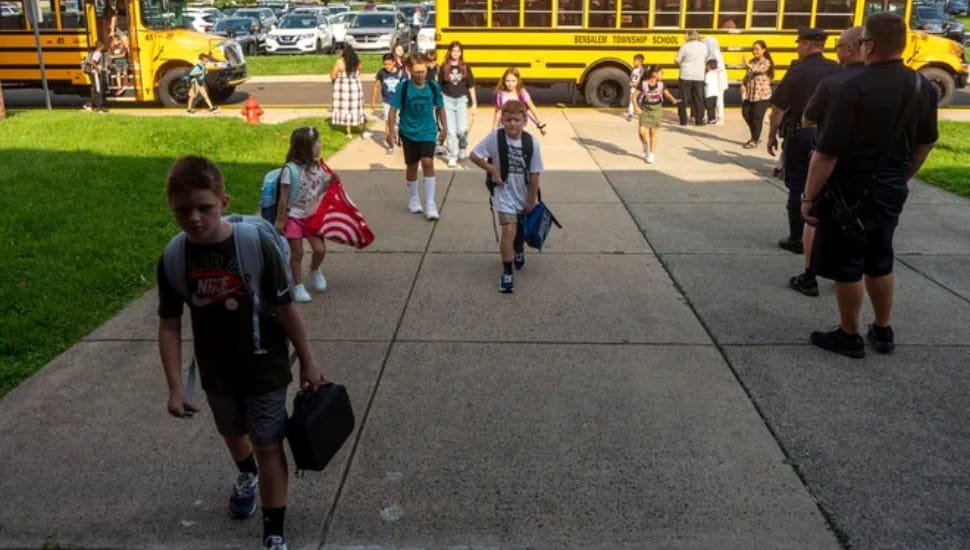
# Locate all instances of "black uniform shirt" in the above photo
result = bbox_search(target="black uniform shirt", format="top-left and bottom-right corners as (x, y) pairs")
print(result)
(803, 62), (864, 133)
(771, 52), (842, 121)
(816, 60), (938, 205)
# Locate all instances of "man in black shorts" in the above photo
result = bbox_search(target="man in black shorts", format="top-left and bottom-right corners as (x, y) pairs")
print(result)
(801, 12), (938, 358)
(387, 55), (448, 221)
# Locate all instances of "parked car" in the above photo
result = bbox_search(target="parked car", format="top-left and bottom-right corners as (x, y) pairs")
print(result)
(947, 0), (968, 15)
(234, 7), (278, 30)
(327, 12), (355, 47)
(911, 3), (966, 43)
(344, 11), (407, 51)
(398, 3), (421, 21)
(327, 3), (350, 15)
(289, 6), (328, 17)
(416, 10), (435, 53)
(265, 13), (334, 54)
(210, 17), (263, 55)
(181, 10), (219, 33)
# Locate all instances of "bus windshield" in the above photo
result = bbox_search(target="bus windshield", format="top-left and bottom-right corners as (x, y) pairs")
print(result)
(140, 0), (189, 31)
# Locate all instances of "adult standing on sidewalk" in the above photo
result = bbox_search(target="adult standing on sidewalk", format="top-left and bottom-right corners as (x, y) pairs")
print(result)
(330, 44), (370, 140)
(739, 40), (774, 148)
(439, 41), (477, 168)
(786, 26), (866, 297)
(767, 27), (840, 254)
(674, 30), (707, 126)
(387, 55), (447, 221)
(800, 12), (938, 358)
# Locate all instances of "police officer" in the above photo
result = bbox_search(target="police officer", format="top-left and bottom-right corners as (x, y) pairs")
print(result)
(785, 26), (867, 297)
(766, 26), (840, 255)
(801, 11), (938, 358)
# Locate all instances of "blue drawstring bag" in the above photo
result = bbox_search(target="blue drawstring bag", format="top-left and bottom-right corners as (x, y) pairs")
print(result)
(521, 201), (561, 251)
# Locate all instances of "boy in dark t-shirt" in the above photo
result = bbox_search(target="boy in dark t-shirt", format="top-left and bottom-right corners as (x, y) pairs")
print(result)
(157, 156), (324, 550)
(372, 52), (406, 154)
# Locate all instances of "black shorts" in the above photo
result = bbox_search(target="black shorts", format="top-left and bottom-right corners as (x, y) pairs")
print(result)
(810, 205), (899, 283)
(401, 137), (435, 166)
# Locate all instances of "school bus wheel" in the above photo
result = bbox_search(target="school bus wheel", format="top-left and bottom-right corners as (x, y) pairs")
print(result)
(918, 66), (955, 107)
(583, 66), (629, 108)
(157, 66), (192, 108)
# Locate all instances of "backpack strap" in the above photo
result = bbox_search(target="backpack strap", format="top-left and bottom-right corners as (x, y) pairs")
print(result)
(521, 131), (534, 179)
(227, 217), (269, 355)
(400, 78), (409, 107)
(497, 128), (509, 182)
(162, 233), (188, 302)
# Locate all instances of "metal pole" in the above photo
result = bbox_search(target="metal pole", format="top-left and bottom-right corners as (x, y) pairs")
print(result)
(27, 0), (53, 111)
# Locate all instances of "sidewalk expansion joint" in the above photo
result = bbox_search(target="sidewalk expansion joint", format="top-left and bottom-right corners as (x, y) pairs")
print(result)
(566, 113), (849, 549)
(317, 170), (457, 548)
(896, 256), (970, 305)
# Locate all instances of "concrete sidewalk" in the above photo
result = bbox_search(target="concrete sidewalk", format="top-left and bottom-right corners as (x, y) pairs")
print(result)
(1, 108), (969, 549)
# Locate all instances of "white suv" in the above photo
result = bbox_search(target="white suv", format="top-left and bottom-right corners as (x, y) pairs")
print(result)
(265, 13), (334, 54)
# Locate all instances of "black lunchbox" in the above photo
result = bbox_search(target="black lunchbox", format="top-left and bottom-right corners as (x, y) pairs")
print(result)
(286, 382), (355, 472)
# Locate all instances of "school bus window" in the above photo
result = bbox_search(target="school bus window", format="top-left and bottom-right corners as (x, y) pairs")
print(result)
(0, 0), (26, 29)
(449, 0), (485, 27)
(492, 0), (519, 27)
(558, 0), (583, 27)
(816, 0), (856, 28)
(524, 0), (551, 27)
(782, 0), (812, 29)
(685, 0), (714, 29)
(718, 0), (746, 29)
(61, 4), (86, 29)
(588, 0), (617, 27)
(620, 0), (648, 28)
(751, 0), (780, 29)
(652, 0), (678, 27)
(865, 0), (905, 15)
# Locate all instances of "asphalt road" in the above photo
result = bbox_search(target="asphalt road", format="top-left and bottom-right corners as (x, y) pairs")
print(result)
(5, 79), (970, 109)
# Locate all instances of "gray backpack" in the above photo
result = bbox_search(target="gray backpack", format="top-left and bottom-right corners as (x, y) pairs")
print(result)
(161, 214), (293, 355)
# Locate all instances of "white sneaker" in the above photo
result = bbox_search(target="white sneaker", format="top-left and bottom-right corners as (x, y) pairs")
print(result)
(447, 158), (457, 168)
(361, 130), (373, 140)
(292, 284), (312, 303)
(309, 270), (327, 292)
(458, 148), (469, 160)
(646, 152), (656, 164)
(425, 202), (440, 221)
(408, 196), (424, 214)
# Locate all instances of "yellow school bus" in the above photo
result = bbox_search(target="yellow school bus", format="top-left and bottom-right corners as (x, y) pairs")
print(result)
(0, 0), (247, 106)
(435, 0), (967, 107)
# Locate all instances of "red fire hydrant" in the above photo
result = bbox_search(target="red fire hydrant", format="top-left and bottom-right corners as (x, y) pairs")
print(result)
(241, 96), (263, 124)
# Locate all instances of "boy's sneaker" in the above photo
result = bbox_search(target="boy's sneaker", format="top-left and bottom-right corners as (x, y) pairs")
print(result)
(458, 148), (469, 160)
(513, 251), (526, 270)
(310, 270), (327, 293)
(646, 152), (656, 164)
(82, 104), (93, 112)
(810, 327), (865, 359)
(228, 472), (258, 519)
(210, 107), (220, 114)
(499, 273), (514, 293)
(292, 284), (312, 303)
(425, 202), (440, 221)
(264, 535), (288, 550)
(408, 196), (424, 214)
(361, 130), (373, 140)
(386, 145), (395, 155)
(788, 272), (819, 297)
(187, 109), (196, 114)
(867, 323), (895, 354)
(447, 158), (457, 168)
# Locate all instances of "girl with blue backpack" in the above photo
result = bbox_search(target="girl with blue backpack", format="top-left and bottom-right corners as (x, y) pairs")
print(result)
(273, 127), (332, 302)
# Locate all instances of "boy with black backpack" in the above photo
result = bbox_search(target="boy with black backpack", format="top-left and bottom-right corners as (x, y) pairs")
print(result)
(82, 41), (108, 113)
(158, 156), (324, 550)
(469, 99), (544, 293)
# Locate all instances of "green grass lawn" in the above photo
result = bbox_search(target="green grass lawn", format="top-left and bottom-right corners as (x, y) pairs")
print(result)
(0, 112), (348, 397)
(917, 120), (970, 197)
(246, 53), (384, 77)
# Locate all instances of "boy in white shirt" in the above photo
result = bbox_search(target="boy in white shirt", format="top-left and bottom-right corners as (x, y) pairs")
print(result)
(627, 54), (645, 121)
(704, 59), (720, 125)
(469, 100), (544, 294)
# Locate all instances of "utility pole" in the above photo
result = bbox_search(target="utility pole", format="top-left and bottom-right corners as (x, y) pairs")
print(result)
(26, 0), (53, 111)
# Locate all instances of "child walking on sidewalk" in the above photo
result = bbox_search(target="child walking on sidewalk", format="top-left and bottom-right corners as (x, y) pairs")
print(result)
(273, 126), (332, 302)
(158, 155), (325, 550)
(627, 54), (645, 121)
(633, 65), (680, 164)
(704, 59), (720, 125)
(469, 100), (544, 293)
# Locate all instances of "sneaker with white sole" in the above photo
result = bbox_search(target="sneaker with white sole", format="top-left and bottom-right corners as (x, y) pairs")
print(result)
(514, 251), (525, 270)
(447, 158), (457, 168)
(228, 472), (258, 519)
(264, 535), (288, 550)
(292, 284), (312, 303)
(361, 131), (373, 140)
(385, 145), (394, 155)
(499, 273), (514, 293)
(425, 202), (440, 220)
(408, 196), (424, 214)
(310, 270), (327, 292)
(646, 152), (656, 164)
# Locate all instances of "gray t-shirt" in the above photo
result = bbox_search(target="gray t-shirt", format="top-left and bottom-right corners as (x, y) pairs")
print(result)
(472, 130), (544, 214)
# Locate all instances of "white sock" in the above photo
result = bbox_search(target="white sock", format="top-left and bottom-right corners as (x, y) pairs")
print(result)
(407, 180), (419, 200)
(423, 177), (436, 205)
